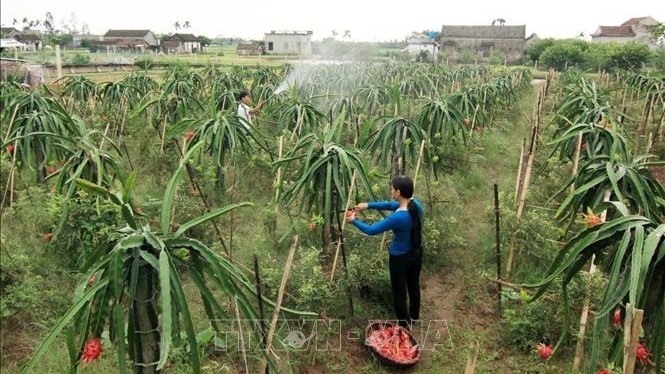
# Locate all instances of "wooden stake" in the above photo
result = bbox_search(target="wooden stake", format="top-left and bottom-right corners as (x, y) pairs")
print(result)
(260, 235), (299, 374)
(274, 136), (283, 212)
(253, 254), (268, 372)
(1, 142), (18, 210)
(508, 90), (542, 278)
(623, 304), (644, 374)
(3, 104), (19, 143)
(646, 132), (653, 154)
(234, 297), (249, 374)
(464, 340), (480, 374)
(516, 98), (540, 218)
(571, 133), (583, 194)
(330, 171), (356, 282)
(413, 140), (426, 190)
(572, 255), (597, 371)
(493, 184), (502, 315)
(514, 138), (526, 204)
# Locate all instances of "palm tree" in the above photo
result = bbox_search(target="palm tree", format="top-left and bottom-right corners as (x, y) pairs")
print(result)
(174, 21), (180, 30)
(183, 21), (191, 29)
(343, 30), (351, 40)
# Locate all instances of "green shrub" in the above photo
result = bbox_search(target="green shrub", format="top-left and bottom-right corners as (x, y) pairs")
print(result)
(459, 50), (476, 65)
(0, 188), (77, 324)
(344, 246), (392, 308)
(489, 50), (505, 65)
(45, 190), (122, 270)
(540, 40), (586, 71)
(261, 246), (333, 313)
(71, 53), (91, 65)
(502, 297), (567, 352)
(526, 38), (556, 63)
(608, 42), (652, 71)
(134, 58), (153, 70)
(648, 48), (665, 70)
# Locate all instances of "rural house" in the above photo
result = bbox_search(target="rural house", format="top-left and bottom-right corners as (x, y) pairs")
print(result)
(94, 29), (159, 52)
(264, 30), (312, 56)
(236, 43), (261, 56)
(0, 28), (42, 51)
(0, 39), (26, 52)
(0, 27), (20, 38)
(403, 34), (439, 59)
(14, 34), (42, 51)
(591, 16), (660, 48)
(162, 33), (201, 54)
(439, 25), (526, 64)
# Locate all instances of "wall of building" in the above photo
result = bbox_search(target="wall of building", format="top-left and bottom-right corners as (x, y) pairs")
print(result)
(440, 38), (524, 63)
(264, 34), (312, 55)
(591, 36), (637, 43)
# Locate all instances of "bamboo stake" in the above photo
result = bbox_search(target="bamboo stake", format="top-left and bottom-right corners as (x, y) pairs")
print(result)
(253, 255), (268, 372)
(413, 140), (426, 190)
(274, 136), (283, 212)
(508, 90), (542, 278)
(259, 235), (298, 374)
(3, 104), (19, 142)
(646, 132), (654, 154)
(516, 93), (541, 218)
(330, 171), (356, 282)
(571, 133), (583, 194)
(233, 297), (249, 374)
(493, 184), (502, 315)
(623, 304), (644, 374)
(572, 255), (597, 371)
(463, 340), (480, 374)
(1, 141), (18, 210)
(229, 162), (236, 262)
(514, 138), (526, 204)
(572, 187), (612, 369)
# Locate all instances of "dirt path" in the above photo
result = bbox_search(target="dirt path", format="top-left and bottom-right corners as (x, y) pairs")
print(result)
(409, 79), (548, 372)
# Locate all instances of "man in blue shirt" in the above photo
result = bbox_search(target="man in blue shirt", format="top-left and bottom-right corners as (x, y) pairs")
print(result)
(347, 176), (424, 328)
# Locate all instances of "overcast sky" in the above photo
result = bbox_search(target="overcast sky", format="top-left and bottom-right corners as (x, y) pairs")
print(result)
(1, 0), (663, 42)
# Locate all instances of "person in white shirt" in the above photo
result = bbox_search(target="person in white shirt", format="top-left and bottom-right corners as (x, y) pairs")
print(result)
(237, 91), (265, 129)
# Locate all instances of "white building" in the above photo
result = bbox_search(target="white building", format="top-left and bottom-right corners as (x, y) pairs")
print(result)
(403, 35), (439, 56)
(264, 30), (312, 56)
(591, 16), (660, 48)
(0, 39), (26, 50)
(163, 34), (201, 53)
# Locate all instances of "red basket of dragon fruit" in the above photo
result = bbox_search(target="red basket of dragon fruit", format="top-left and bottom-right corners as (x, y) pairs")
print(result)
(364, 322), (420, 368)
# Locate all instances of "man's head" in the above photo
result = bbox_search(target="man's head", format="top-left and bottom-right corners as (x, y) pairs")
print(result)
(238, 91), (251, 104)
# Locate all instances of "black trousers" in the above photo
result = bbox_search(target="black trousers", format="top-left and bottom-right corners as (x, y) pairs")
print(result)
(389, 250), (422, 325)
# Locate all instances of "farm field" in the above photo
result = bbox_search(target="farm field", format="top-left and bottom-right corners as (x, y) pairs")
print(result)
(0, 60), (663, 374)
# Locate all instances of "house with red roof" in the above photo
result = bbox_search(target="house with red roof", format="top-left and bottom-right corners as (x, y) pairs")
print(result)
(591, 16), (660, 48)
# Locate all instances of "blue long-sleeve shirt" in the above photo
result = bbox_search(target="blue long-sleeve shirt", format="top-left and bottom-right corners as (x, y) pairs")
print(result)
(351, 199), (424, 256)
